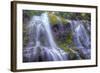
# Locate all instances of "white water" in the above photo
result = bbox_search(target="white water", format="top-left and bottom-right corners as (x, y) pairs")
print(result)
(23, 13), (91, 62)
(70, 20), (91, 59)
(23, 13), (68, 62)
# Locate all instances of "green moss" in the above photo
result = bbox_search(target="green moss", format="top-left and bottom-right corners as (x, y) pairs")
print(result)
(61, 17), (69, 25)
(58, 42), (78, 59)
(48, 13), (58, 24)
(48, 13), (69, 25)
(58, 41), (70, 52)
(63, 32), (73, 46)
(27, 11), (44, 16)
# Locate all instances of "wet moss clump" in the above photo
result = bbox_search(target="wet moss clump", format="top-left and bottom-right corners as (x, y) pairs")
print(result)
(48, 13), (69, 25)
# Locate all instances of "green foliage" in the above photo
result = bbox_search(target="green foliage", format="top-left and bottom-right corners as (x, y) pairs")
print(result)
(58, 40), (79, 60)
(23, 10), (90, 26)
(23, 10), (44, 17)
(57, 32), (72, 52)
(61, 18), (69, 24)
(66, 32), (73, 44)
(58, 12), (91, 21)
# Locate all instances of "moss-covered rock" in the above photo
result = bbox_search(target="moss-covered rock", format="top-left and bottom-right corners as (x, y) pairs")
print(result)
(48, 13), (69, 25)
(48, 13), (58, 24)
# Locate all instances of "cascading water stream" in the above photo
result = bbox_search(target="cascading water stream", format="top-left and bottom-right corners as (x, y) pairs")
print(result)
(41, 13), (68, 60)
(23, 12), (68, 62)
(70, 20), (91, 59)
(23, 12), (91, 62)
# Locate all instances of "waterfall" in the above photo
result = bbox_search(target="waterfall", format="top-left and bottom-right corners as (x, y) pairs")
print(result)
(23, 12), (91, 62)
(70, 20), (91, 59)
(23, 13), (68, 62)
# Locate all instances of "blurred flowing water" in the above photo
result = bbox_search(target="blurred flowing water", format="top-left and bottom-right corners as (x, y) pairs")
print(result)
(70, 20), (91, 59)
(23, 12), (91, 62)
(23, 13), (68, 62)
